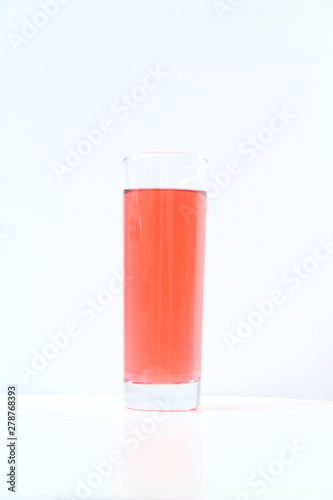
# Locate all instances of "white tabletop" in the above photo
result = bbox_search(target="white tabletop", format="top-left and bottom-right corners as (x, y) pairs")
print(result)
(0, 395), (332, 500)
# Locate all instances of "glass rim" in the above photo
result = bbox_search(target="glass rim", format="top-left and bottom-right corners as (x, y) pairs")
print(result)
(122, 151), (209, 165)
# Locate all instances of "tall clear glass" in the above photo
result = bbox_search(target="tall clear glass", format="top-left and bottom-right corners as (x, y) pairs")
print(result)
(123, 152), (208, 410)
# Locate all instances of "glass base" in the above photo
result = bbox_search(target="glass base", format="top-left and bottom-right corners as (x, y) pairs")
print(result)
(123, 380), (201, 411)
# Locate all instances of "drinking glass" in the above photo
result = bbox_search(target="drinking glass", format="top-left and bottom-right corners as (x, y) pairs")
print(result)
(123, 152), (208, 410)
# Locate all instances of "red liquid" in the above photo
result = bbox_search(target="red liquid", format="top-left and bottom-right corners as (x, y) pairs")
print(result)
(124, 188), (207, 384)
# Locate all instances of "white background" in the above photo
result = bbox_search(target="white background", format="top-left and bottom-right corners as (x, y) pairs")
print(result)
(0, 0), (332, 400)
